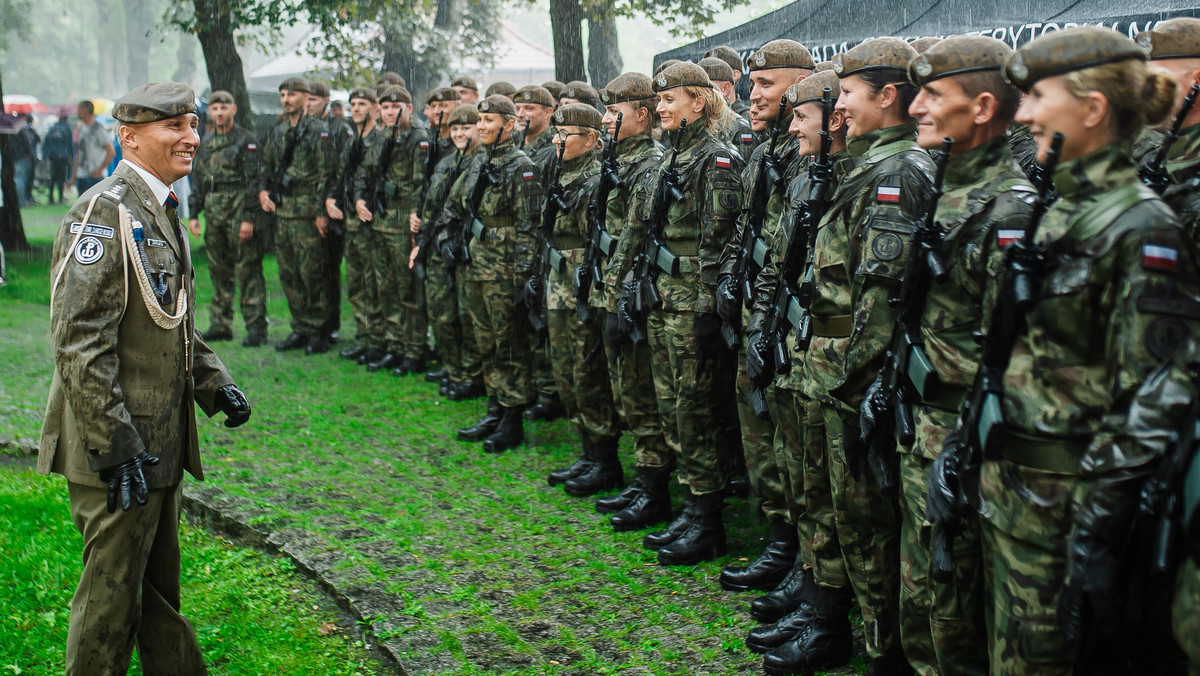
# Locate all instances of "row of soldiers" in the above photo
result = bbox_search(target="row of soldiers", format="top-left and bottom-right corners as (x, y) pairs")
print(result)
(184, 18), (1200, 676)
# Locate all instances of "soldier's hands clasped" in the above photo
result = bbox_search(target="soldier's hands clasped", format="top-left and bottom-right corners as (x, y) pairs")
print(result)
(99, 451), (161, 513)
(716, 275), (740, 323)
(216, 384), (252, 428)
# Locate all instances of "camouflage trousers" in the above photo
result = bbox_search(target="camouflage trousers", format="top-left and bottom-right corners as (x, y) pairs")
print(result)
(372, 230), (425, 359)
(344, 218), (381, 349)
(1174, 557), (1200, 675)
(647, 309), (726, 496)
(547, 309), (619, 443)
(425, 249), (465, 382)
(606, 321), (673, 469)
(455, 269), (483, 385)
(531, 333), (560, 406)
(462, 278), (530, 408)
(822, 402), (902, 660)
(276, 211), (330, 336)
(738, 350), (787, 523)
(201, 192), (266, 335)
(323, 220), (345, 333)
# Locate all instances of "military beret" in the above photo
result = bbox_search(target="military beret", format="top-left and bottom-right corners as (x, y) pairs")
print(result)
(833, 38), (918, 77)
(653, 62), (713, 92)
(485, 81), (517, 98)
(600, 72), (655, 105)
(378, 72), (406, 88)
(309, 80), (331, 97)
(542, 80), (567, 99)
(348, 87), (378, 104)
(909, 37), (942, 55)
(278, 77), (311, 94)
(1137, 17), (1200, 60)
(1005, 25), (1146, 92)
(208, 90), (234, 105)
(813, 61), (835, 73)
(698, 57), (736, 83)
(425, 87), (460, 105)
(447, 103), (480, 127)
(552, 102), (603, 130)
(908, 35), (1011, 86)
(564, 81), (599, 101)
(704, 46), (744, 72)
(113, 82), (196, 123)
(514, 85), (555, 107)
(748, 39), (816, 72)
(655, 59), (684, 76)
(786, 69), (841, 107)
(478, 94), (517, 116)
(451, 75), (479, 91)
(377, 85), (411, 104)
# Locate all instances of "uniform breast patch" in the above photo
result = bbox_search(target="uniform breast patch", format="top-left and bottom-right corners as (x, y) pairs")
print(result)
(1146, 317), (1189, 360)
(147, 238), (168, 248)
(70, 223), (115, 239)
(74, 236), (105, 265)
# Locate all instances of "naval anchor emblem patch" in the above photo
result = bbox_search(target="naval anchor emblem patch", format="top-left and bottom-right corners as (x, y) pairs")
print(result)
(74, 236), (105, 265)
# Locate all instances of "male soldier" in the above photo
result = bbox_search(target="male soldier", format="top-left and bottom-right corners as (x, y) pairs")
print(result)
(542, 80), (567, 106)
(378, 72), (407, 89)
(354, 85), (430, 374)
(259, 77), (334, 354)
(423, 87), (460, 153)
(714, 39), (814, 597)
(698, 57), (758, 161)
(330, 99), (346, 121)
(451, 75), (480, 105)
(186, 90), (268, 347)
(486, 81), (518, 99)
(706, 45), (751, 119)
(41, 81), (251, 674)
(561, 81), (601, 110)
(311, 79), (354, 343)
(445, 94), (542, 452)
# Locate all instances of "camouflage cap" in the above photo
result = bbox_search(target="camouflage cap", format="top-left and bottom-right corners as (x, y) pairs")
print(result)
(748, 39), (816, 72)
(309, 80), (331, 97)
(425, 87), (460, 105)
(377, 85), (411, 104)
(485, 81), (517, 98)
(1137, 17), (1200, 60)
(908, 35), (1011, 86)
(704, 46), (744, 72)
(653, 62), (713, 92)
(447, 103), (480, 127)
(514, 85), (555, 107)
(655, 59), (683, 76)
(813, 61), (835, 73)
(1004, 25), (1146, 92)
(208, 90), (234, 105)
(113, 82), (197, 123)
(552, 102), (603, 130)
(542, 80), (567, 99)
(279, 77), (311, 94)
(600, 72), (655, 105)
(451, 75), (479, 91)
(564, 81), (599, 101)
(833, 37), (918, 78)
(478, 94), (517, 116)
(348, 87), (378, 104)
(698, 57), (736, 83)
(909, 37), (942, 55)
(786, 69), (841, 107)
(378, 72), (406, 88)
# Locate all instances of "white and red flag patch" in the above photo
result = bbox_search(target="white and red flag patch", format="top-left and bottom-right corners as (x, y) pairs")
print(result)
(715, 156), (732, 169)
(740, 133), (754, 144)
(1143, 243), (1179, 271)
(996, 229), (1023, 247)
(419, 140), (430, 150)
(247, 143), (257, 151)
(876, 186), (901, 203)
(522, 170), (536, 181)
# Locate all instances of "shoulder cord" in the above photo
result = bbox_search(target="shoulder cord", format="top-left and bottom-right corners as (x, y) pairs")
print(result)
(51, 194), (125, 320)
(119, 203), (187, 330)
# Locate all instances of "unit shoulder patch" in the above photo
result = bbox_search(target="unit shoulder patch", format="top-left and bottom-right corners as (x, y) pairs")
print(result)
(74, 236), (105, 265)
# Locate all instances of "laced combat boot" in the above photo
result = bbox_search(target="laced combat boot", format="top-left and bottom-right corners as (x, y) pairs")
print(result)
(564, 438), (622, 497)
(656, 492), (726, 565)
(549, 439), (593, 487)
(482, 405), (525, 453)
(720, 520), (798, 592)
(643, 492), (695, 550)
(457, 397), (502, 441)
(609, 466), (673, 531)
(746, 567), (817, 653)
(761, 584), (853, 676)
(751, 563), (813, 622)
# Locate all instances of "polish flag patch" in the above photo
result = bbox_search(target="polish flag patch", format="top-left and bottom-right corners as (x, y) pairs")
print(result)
(876, 186), (901, 203)
(996, 229), (1023, 247)
(1143, 243), (1179, 271)
(740, 133), (754, 143)
(247, 143), (257, 151)
(715, 156), (732, 169)
(419, 141), (430, 150)
(320, 131), (329, 139)
(522, 170), (536, 181)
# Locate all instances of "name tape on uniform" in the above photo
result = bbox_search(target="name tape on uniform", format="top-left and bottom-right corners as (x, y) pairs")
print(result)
(70, 223), (115, 239)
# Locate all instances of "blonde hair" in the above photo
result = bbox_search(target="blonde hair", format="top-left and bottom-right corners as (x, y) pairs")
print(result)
(1062, 60), (1177, 145)
(680, 84), (728, 128)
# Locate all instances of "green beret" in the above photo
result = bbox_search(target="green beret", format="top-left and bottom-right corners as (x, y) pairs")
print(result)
(377, 72), (406, 88)
(485, 81), (517, 98)
(909, 37), (942, 55)
(552, 102), (603, 130)
(908, 35), (1011, 87)
(514, 85), (555, 107)
(564, 81), (599, 101)
(786, 69), (841, 107)
(447, 103), (480, 127)
(704, 46), (744, 72)
(208, 90), (234, 105)
(542, 80), (567, 99)
(833, 37), (918, 77)
(348, 87), (377, 104)
(655, 59), (683, 76)
(377, 85), (411, 104)
(451, 75), (479, 91)
(653, 62), (713, 92)
(309, 80), (331, 97)
(425, 87), (460, 105)
(749, 39), (815, 72)
(600, 73), (655, 105)
(813, 61), (835, 73)
(1004, 25), (1146, 92)
(478, 94), (517, 116)
(698, 57), (736, 83)
(113, 82), (196, 123)
(279, 77), (310, 94)
(1138, 17), (1200, 60)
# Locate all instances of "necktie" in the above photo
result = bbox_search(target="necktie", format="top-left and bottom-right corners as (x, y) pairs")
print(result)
(165, 190), (179, 209)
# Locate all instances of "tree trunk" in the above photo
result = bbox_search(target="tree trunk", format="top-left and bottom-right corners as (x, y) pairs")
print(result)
(173, 33), (199, 85)
(123, 0), (151, 86)
(0, 67), (30, 253)
(549, 0), (585, 84)
(194, 0), (253, 128)
(586, 10), (621, 88)
(434, 0), (465, 30)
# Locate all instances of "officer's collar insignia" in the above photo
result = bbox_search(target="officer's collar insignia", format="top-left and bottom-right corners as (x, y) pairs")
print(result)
(104, 183), (127, 200)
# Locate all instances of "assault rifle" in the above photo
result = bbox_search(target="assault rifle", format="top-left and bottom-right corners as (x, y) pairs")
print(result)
(267, 110), (307, 207)
(515, 119), (531, 150)
(413, 113), (444, 281)
(459, 133), (500, 265)
(629, 120), (687, 332)
(366, 105), (407, 222)
(523, 139), (568, 340)
(574, 112), (623, 323)
(434, 152), (470, 291)
(1140, 83), (1200, 195)
(332, 122), (368, 238)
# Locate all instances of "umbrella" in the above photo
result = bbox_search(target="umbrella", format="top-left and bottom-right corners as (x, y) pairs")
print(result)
(91, 98), (114, 115)
(2, 94), (50, 115)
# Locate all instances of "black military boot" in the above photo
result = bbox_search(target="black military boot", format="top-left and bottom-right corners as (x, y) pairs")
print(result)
(549, 439), (593, 487)
(275, 332), (307, 352)
(720, 520), (799, 592)
(339, 345), (364, 360)
(524, 401), (566, 422)
(392, 357), (425, 376)
(657, 492), (726, 565)
(761, 585), (854, 676)
(242, 330), (268, 348)
(305, 333), (329, 354)
(482, 406), (525, 453)
(457, 397), (502, 441)
(439, 376), (451, 397)
(751, 562), (814, 622)
(643, 492), (695, 550)
(595, 482), (640, 514)
(367, 352), (399, 372)
(610, 467), (673, 531)
(745, 569), (817, 653)
(564, 439), (622, 497)
(449, 381), (485, 401)
(358, 348), (385, 365)
(425, 368), (447, 383)
(202, 326), (233, 341)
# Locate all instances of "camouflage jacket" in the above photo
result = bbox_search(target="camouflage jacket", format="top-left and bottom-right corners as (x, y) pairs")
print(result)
(722, 108), (758, 162)
(600, 131), (664, 313)
(719, 125), (801, 285)
(327, 124), (381, 208)
(525, 127), (558, 174)
(325, 114), (355, 160)
(1007, 121), (1041, 187)
(1159, 123), (1200, 243)
(1133, 127), (1165, 168)
(426, 146), (479, 246)
(260, 114), (333, 218)
(732, 97), (751, 121)
(546, 150), (601, 310)
(188, 123), (260, 224)
(354, 120), (430, 233)
(1001, 145), (1200, 474)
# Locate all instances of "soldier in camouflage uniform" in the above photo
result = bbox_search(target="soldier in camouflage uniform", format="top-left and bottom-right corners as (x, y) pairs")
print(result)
(311, 79), (354, 343)
(705, 45), (752, 121)
(258, 77), (334, 354)
(898, 36), (1035, 676)
(699, 57), (758, 162)
(186, 90), (267, 347)
(451, 75), (480, 106)
(352, 85), (431, 374)
(443, 95), (543, 452)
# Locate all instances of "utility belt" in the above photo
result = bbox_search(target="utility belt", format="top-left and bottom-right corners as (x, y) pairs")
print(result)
(1000, 430), (1088, 474)
(811, 314), (852, 338)
(470, 214), (515, 243)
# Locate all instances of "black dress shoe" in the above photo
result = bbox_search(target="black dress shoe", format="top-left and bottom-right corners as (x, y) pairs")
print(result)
(305, 333), (329, 354)
(339, 345), (365, 360)
(242, 331), (268, 347)
(358, 348), (384, 365)
(425, 368), (447, 383)
(720, 520), (799, 592)
(523, 402), (566, 422)
(367, 353), (399, 372)
(202, 327), (233, 341)
(276, 333), (307, 351)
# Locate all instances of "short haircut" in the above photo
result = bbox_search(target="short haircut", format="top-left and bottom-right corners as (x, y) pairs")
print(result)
(954, 70), (1021, 123)
(78, 100), (95, 115)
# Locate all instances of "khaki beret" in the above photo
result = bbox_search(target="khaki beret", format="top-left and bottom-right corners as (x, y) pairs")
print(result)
(542, 80), (567, 99)
(208, 90), (234, 105)
(309, 80), (331, 97)
(833, 38), (918, 77)
(909, 37), (942, 55)
(348, 87), (378, 103)
(485, 81), (517, 98)
(564, 81), (599, 101)
(514, 85), (555, 107)
(813, 61), (835, 73)
(113, 82), (196, 123)
(377, 85), (411, 104)
(1138, 17), (1200, 60)
(425, 87), (460, 105)
(655, 59), (684, 76)
(478, 94), (517, 116)
(447, 103), (480, 127)
(378, 72), (406, 88)
(552, 102), (603, 130)
(600, 72), (655, 105)
(698, 57), (736, 83)
(704, 46), (744, 72)
(1005, 25), (1146, 92)
(908, 35), (1011, 86)
(278, 77), (311, 94)
(749, 39), (816, 72)
(451, 75), (478, 91)
(653, 62), (713, 92)
(786, 69), (841, 107)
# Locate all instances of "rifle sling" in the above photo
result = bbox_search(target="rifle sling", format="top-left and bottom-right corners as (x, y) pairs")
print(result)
(999, 430), (1087, 474)
(1065, 182), (1157, 244)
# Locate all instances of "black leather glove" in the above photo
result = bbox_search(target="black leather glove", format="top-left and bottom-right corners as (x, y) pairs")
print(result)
(925, 432), (962, 527)
(216, 384), (251, 428)
(571, 263), (588, 300)
(520, 276), (542, 310)
(99, 451), (160, 513)
(716, 275), (740, 323)
(1058, 529), (1122, 659)
(695, 312), (720, 341)
(745, 330), (771, 389)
